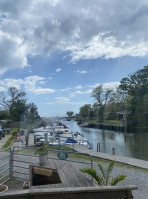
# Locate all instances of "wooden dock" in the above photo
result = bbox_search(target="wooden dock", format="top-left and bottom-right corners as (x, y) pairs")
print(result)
(28, 134), (34, 146)
(72, 144), (148, 170)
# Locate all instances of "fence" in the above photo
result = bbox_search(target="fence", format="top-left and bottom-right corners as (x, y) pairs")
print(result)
(0, 147), (12, 184)
(11, 146), (93, 182)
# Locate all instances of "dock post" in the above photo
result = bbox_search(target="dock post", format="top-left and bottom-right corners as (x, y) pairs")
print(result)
(97, 143), (100, 152)
(90, 155), (93, 183)
(112, 147), (115, 155)
(44, 132), (48, 144)
(58, 135), (60, 149)
(9, 149), (13, 179)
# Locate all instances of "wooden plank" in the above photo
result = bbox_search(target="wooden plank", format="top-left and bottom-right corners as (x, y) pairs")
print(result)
(65, 161), (93, 187)
(60, 161), (80, 187)
(52, 160), (72, 188)
(33, 167), (53, 176)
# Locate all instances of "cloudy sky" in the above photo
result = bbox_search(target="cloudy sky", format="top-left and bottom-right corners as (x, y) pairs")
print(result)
(0, 0), (148, 117)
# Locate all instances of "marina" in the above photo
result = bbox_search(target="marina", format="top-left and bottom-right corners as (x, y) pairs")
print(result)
(32, 122), (92, 149)
(28, 121), (148, 170)
(64, 120), (148, 161)
(0, 125), (147, 199)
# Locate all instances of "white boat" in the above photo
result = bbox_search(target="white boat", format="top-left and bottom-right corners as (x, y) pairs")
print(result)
(33, 123), (92, 149)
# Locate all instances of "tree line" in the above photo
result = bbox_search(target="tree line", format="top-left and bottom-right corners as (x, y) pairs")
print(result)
(68, 65), (148, 132)
(0, 87), (41, 123)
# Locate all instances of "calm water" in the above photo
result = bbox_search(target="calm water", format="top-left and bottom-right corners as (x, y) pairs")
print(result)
(64, 120), (148, 161)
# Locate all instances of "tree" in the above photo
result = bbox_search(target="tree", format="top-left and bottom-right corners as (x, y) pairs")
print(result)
(92, 103), (101, 122)
(119, 66), (148, 130)
(0, 87), (40, 122)
(0, 87), (26, 110)
(91, 85), (114, 122)
(0, 110), (10, 120)
(79, 104), (92, 120)
(66, 111), (74, 117)
(27, 103), (40, 123)
(9, 99), (28, 121)
(80, 161), (126, 186)
(0, 87), (27, 121)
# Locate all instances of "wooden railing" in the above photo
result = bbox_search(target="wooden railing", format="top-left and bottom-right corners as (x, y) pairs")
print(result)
(0, 186), (137, 199)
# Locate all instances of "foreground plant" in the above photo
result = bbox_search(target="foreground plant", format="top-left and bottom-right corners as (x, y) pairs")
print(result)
(80, 161), (126, 186)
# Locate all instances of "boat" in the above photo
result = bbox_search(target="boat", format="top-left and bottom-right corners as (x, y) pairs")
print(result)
(33, 122), (92, 149)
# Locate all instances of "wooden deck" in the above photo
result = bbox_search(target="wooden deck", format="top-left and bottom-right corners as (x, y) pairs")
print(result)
(29, 159), (94, 189)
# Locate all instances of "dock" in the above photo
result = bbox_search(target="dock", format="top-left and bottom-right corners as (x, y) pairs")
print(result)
(72, 144), (148, 170)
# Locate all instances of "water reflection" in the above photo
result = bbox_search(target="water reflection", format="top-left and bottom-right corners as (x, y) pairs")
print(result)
(64, 120), (148, 161)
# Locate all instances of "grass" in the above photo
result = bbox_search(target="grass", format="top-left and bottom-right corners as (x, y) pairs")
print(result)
(75, 118), (123, 126)
(88, 119), (123, 125)
(1, 128), (17, 150)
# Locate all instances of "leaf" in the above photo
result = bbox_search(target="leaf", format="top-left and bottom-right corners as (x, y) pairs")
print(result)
(105, 161), (115, 185)
(80, 168), (104, 185)
(97, 162), (106, 180)
(110, 175), (127, 186)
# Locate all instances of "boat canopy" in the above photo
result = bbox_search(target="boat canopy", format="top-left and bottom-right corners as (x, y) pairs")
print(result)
(65, 137), (78, 143)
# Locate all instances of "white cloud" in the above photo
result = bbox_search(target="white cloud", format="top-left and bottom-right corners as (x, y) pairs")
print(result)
(70, 89), (92, 97)
(55, 97), (70, 102)
(47, 96), (87, 105)
(74, 85), (83, 89)
(0, 0), (148, 74)
(77, 70), (88, 74)
(56, 68), (62, 72)
(0, 76), (55, 95)
(47, 100), (87, 105)
(24, 76), (55, 94)
(0, 78), (23, 91)
(88, 82), (120, 90)
(60, 87), (71, 92)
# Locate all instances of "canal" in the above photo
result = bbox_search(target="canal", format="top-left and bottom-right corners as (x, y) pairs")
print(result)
(64, 120), (148, 161)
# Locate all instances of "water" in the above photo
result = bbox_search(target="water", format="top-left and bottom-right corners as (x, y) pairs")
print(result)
(64, 120), (148, 161)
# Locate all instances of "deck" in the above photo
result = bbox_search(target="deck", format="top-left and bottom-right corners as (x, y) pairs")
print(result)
(29, 159), (94, 189)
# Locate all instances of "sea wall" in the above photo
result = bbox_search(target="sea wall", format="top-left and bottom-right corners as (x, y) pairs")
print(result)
(87, 123), (124, 132)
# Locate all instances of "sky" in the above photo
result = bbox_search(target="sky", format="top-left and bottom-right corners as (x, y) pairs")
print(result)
(0, 0), (148, 117)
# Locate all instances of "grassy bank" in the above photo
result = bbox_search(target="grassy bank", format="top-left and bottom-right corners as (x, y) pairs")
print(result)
(1, 128), (17, 150)
(73, 118), (123, 126)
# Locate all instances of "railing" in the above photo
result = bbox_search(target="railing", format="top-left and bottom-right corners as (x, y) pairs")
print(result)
(12, 146), (38, 181)
(0, 147), (11, 184)
(12, 146), (94, 182)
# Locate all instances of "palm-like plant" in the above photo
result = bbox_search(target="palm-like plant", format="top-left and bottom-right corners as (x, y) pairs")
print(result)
(80, 161), (126, 186)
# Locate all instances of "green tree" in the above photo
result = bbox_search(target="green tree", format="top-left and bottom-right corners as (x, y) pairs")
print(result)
(80, 161), (126, 186)
(0, 87), (26, 110)
(0, 87), (40, 122)
(0, 110), (10, 120)
(66, 111), (74, 117)
(9, 99), (28, 121)
(91, 85), (114, 122)
(79, 104), (92, 120)
(27, 103), (40, 123)
(119, 66), (148, 130)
